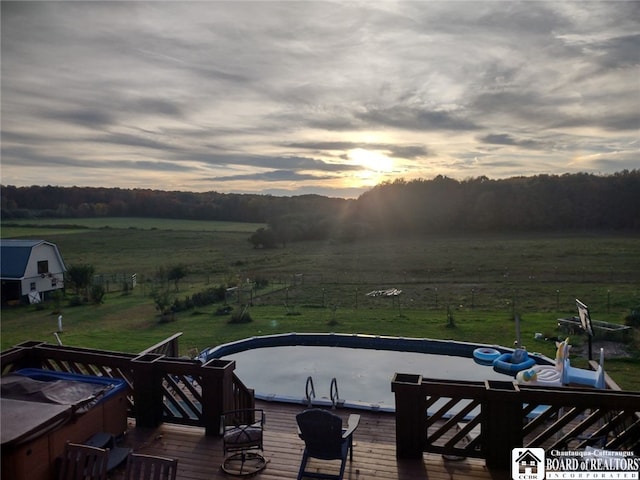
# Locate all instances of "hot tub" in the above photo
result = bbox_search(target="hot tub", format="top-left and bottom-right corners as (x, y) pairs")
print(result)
(1, 369), (129, 480)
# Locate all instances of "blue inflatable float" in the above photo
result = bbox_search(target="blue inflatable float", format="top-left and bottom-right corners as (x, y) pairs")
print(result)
(493, 348), (536, 376)
(472, 347), (501, 366)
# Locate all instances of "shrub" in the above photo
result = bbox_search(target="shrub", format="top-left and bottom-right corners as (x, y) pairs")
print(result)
(152, 288), (173, 318)
(49, 290), (63, 314)
(192, 287), (225, 307)
(254, 275), (269, 289)
(91, 285), (106, 304)
(215, 305), (233, 316)
(67, 295), (83, 307)
(228, 308), (252, 324)
(625, 308), (640, 328)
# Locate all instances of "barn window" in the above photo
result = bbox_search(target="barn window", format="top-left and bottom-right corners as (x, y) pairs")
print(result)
(37, 260), (49, 274)
(30, 282), (36, 291)
(51, 278), (57, 287)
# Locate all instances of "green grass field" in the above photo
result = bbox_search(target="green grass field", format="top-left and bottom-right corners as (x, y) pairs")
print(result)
(2, 218), (638, 390)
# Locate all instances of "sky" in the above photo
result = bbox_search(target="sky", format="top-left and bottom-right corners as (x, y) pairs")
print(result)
(1, 1), (638, 199)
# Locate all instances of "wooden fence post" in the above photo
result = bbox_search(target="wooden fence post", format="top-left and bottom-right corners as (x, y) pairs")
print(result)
(131, 353), (165, 428)
(392, 373), (426, 459)
(482, 380), (522, 469)
(201, 359), (236, 436)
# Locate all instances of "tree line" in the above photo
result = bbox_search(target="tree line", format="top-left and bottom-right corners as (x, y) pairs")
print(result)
(2, 170), (639, 246)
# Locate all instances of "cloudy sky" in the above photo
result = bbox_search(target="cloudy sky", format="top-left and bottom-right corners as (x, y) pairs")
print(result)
(2, 1), (638, 198)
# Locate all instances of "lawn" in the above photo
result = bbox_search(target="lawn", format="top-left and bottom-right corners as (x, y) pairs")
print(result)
(1, 219), (638, 390)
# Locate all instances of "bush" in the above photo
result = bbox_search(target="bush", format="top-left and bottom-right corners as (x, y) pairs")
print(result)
(67, 295), (83, 307)
(158, 312), (176, 323)
(625, 308), (640, 328)
(215, 305), (233, 316)
(91, 285), (105, 304)
(152, 288), (173, 317)
(192, 287), (225, 307)
(172, 295), (194, 313)
(228, 308), (252, 324)
(49, 290), (63, 314)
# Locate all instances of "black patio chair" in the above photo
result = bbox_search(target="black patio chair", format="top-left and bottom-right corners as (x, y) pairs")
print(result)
(220, 409), (266, 476)
(123, 453), (178, 480)
(296, 408), (360, 480)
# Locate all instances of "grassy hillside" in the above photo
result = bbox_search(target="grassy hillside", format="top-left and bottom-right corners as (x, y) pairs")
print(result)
(2, 218), (638, 389)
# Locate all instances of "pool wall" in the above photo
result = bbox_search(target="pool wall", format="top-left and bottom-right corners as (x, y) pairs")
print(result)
(199, 332), (554, 366)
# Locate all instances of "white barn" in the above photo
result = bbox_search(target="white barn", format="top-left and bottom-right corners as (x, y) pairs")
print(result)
(0, 240), (67, 304)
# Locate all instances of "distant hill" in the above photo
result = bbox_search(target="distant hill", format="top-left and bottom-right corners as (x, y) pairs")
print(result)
(2, 171), (639, 241)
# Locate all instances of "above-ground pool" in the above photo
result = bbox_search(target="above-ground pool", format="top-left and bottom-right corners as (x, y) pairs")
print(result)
(199, 333), (552, 412)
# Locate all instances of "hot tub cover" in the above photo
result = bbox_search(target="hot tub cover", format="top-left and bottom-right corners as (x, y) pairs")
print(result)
(1, 374), (113, 407)
(1, 371), (122, 447)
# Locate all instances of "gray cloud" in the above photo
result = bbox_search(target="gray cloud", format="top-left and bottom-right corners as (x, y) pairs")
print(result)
(208, 170), (339, 183)
(43, 109), (116, 129)
(357, 107), (479, 132)
(479, 134), (547, 150)
(2, 145), (194, 173)
(1, 1), (637, 197)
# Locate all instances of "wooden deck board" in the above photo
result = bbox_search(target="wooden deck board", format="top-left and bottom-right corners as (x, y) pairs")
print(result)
(112, 401), (509, 480)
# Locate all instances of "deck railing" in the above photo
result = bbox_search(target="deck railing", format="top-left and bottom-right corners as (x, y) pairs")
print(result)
(0, 337), (255, 437)
(139, 332), (183, 357)
(392, 373), (640, 469)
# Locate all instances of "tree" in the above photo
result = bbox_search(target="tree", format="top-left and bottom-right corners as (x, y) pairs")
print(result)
(65, 264), (95, 298)
(248, 227), (277, 249)
(151, 287), (174, 322)
(167, 265), (188, 291)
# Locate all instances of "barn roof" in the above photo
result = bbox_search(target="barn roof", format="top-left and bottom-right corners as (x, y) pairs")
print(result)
(0, 240), (65, 279)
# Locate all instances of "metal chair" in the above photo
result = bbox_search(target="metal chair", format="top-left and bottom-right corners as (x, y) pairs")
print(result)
(123, 453), (178, 480)
(296, 408), (360, 480)
(220, 409), (266, 476)
(58, 442), (109, 480)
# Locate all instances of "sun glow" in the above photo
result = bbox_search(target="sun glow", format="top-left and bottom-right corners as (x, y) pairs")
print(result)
(349, 148), (394, 173)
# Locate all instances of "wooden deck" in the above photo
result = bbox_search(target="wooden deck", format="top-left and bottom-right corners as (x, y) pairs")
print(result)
(113, 400), (509, 480)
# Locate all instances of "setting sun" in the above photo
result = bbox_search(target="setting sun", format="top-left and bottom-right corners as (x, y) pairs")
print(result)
(349, 148), (394, 173)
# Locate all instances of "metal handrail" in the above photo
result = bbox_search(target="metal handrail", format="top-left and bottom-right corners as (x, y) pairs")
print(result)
(330, 377), (340, 409)
(305, 376), (315, 407)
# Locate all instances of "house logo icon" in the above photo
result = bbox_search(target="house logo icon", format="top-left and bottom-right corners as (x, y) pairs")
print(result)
(511, 448), (545, 480)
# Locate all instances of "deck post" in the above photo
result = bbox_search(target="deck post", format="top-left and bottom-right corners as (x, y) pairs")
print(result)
(392, 373), (426, 459)
(482, 380), (522, 469)
(201, 359), (236, 436)
(131, 353), (165, 428)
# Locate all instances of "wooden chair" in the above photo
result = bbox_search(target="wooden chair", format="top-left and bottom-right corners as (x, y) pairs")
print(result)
(58, 442), (109, 480)
(296, 408), (360, 480)
(123, 453), (178, 480)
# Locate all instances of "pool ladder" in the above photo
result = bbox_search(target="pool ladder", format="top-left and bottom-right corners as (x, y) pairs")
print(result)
(329, 377), (343, 409)
(305, 376), (342, 409)
(305, 376), (315, 407)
